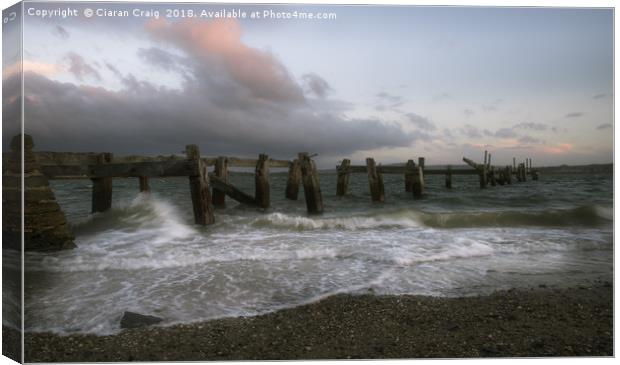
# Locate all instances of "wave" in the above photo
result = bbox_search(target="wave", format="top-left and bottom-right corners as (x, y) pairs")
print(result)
(251, 205), (612, 231)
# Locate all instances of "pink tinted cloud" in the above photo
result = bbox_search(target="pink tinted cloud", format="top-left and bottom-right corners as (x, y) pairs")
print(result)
(146, 18), (304, 103)
(542, 143), (573, 155)
(3, 60), (59, 79)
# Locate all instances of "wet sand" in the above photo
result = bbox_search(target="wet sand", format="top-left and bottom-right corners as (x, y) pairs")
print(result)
(23, 283), (613, 362)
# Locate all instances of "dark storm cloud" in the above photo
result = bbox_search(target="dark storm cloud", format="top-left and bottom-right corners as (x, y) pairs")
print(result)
(405, 113), (436, 131)
(13, 71), (413, 157)
(52, 25), (69, 39)
(565, 112), (584, 118)
(14, 19), (418, 158)
(302, 73), (331, 98)
(596, 123), (612, 130)
(65, 53), (101, 81)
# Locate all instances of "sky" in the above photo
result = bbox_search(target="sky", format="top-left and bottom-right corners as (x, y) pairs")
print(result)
(2, 1), (614, 168)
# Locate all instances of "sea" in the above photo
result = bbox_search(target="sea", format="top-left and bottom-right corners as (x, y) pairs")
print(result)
(14, 168), (613, 335)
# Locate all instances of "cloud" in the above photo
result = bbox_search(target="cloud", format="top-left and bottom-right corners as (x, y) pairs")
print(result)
(513, 122), (547, 131)
(138, 47), (186, 72)
(9, 19), (416, 159)
(596, 123), (612, 130)
(52, 25), (70, 39)
(302, 73), (331, 98)
(542, 143), (573, 155)
(518, 135), (543, 144)
(65, 53), (101, 81)
(593, 93), (606, 99)
(105, 63), (123, 79)
(565, 112), (584, 118)
(376, 92), (402, 104)
(482, 98), (502, 111)
(405, 113), (436, 131)
(432, 92), (451, 102)
(463, 108), (475, 117)
(146, 18), (304, 103)
(459, 124), (482, 138)
(2, 60), (59, 79)
(494, 128), (518, 139)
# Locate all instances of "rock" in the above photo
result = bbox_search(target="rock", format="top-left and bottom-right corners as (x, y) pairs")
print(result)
(120, 311), (163, 329)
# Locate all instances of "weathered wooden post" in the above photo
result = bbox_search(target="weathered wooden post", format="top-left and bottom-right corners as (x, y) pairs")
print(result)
(418, 157), (425, 170)
(91, 152), (113, 213)
(186, 144), (215, 225)
(413, 157), (425, 198)
(255, 154), (270, 209)
(445, 165), (453, 189)
(505, 166), (512, 184)
(497, 168), (505, 186)
(520, 163), (527, 182)
(213, 156), (228, 207)
(285, 158), (302, 200)
(138, 176), (150, 192)
(479, 163), (488, 188)
(336, 158), (351, 196)
(366, 158), (385, 202)
(404, 159), (415, 192)
(489, 166), (496, 186)
(484, 150), (488, 166)
(300, 153), (323, 214)
(487, 153), (492, 169)
(513, 158), (516, 173)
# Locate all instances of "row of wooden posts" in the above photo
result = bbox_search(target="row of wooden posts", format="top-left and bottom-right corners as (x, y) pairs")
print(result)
(89, 148), (540, 225)
(28, 142), (538, 227)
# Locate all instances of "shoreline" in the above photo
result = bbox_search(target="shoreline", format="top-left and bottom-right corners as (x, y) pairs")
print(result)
(21, 283), (613, 362)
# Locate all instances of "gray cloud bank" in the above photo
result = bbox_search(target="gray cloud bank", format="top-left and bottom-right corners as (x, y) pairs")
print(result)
(8, 19), (417, 158)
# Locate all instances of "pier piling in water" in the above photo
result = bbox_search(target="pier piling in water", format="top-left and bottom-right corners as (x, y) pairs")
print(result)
(91, 153), (113, 213)
(413, 164), (424, 198)
(300, 153), (324, 214)
(254, 154), (270, 209)
(405, 159), (415, 192)
(366, 158), (385, 202)
(285, 158), (301, 200)
(138, 176), (150, 192)
(213, 156), (228, 207)
(445, 165), (452, 188)
(336, 158), (351, 196)
(186, 144), (215, 225)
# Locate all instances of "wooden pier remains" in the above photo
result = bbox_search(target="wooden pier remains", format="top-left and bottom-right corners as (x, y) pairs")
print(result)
(3, 135), (540, 251)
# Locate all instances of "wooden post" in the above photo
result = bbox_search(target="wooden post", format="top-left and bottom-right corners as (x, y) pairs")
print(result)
(186, 144), (215, 225)
(285, 158), (302, 200)
(213, 156), (228, 207)
(300, 153), (323, 214)
(413, 166), (424, 198)
(404, 159), (415, 192)
(484, 151), (488, 166)
(479, 164), (488, 188)
(255, 154), (270, 209)
(497, 169), (505, 185)
(513, 157), (516, 172)
(138, 176), (150, 192)
(336, 158), (351, 196)
(487, 153), (492, 169)
(445, 165), (452, 189)
(366, 158), (385, 202)
(91, 153), (113, 213)
(505, 166), (512, 184)
(489, 166), (496, 186)
(418, 157), (425, 170)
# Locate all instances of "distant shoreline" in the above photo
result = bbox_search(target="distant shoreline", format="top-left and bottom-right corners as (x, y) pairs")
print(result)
(20, 282), (613, 362)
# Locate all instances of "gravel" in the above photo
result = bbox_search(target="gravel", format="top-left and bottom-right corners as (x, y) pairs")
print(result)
(21, 283), (613, 362)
